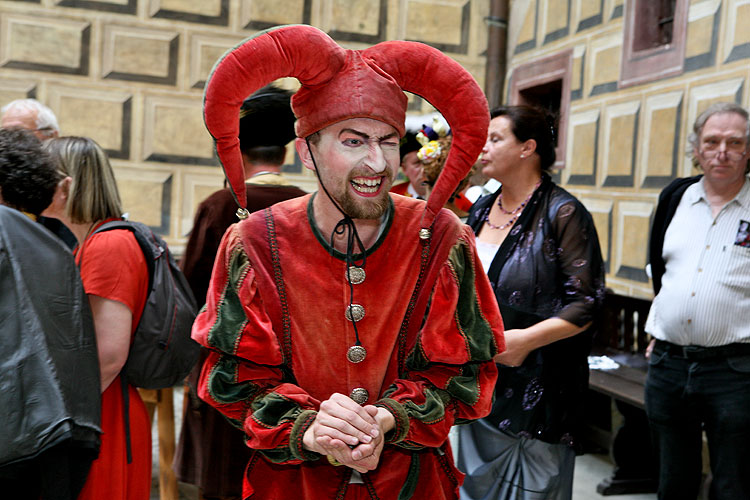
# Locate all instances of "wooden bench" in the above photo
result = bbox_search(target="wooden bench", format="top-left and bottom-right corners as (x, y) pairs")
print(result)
(586, 291), (658, 496)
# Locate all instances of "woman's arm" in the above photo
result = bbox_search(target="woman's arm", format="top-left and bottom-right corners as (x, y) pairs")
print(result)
(494, 318), (590, 367)
(89, 294), (132, 391)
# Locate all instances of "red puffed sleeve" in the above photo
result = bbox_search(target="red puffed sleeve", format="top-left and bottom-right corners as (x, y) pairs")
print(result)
(192, 226), (321, 464)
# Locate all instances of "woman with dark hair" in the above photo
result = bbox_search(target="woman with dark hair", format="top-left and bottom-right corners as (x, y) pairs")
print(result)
(456, 106), (606, 500)
(43, 137), (151, 500)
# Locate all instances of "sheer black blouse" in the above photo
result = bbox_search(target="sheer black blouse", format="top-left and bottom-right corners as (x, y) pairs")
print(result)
(466, 174), (606, 447)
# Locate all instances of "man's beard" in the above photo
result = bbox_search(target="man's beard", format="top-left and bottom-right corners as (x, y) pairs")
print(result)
(326, 168), (393, 220)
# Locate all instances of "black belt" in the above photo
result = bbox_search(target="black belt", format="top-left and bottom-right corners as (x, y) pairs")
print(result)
(654, 339), (750, 361)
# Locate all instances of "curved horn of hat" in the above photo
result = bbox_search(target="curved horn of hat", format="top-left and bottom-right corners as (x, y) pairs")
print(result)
(364, 42), (489, 230)
(203, 25), (346, 209)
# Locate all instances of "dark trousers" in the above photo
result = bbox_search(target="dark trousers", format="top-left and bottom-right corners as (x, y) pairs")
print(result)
(0, 441), (96, 500)
(645, 344), (750, 500)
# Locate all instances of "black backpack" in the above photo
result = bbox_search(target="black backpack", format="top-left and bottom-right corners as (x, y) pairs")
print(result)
(92, 220), (200, 389)
(92, 220), (200, 463)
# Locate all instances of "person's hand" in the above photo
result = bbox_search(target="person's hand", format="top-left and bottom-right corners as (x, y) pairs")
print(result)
(302, 393), (379, 472)
(645, 338), (656, 359)
(493, 329), (531, 367)
(342, 406), (395, 471)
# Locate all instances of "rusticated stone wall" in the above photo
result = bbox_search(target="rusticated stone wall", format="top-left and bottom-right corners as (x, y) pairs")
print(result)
(0, 0), (490, 252)
(506, 0), (750, 299)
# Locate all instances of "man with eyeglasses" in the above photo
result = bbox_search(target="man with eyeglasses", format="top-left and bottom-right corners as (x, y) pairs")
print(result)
(0, 98), (77, 248)
(1, 99), (60, 140)
(644, 102), (750, 500)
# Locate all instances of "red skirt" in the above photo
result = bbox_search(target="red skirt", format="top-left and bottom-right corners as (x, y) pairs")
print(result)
(78, 375), (151, 500)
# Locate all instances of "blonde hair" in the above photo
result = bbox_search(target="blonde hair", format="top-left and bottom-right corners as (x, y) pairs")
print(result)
(43, 137), (122, 223)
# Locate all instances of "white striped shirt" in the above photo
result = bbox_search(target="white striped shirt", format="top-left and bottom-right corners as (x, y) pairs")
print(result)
(645, 176), (750, 346)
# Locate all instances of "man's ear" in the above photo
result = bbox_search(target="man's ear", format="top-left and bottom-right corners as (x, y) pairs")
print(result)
(295, 138), (315, 172)
(40, 176), (70, 218)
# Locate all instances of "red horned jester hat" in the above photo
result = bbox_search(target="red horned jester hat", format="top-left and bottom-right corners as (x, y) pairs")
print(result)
(203, 24), (488, 235)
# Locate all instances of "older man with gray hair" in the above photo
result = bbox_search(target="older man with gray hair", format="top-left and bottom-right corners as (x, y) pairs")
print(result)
(1, 98), (76, 247)
(645, 101), (750, 500)
(1, 98), (60, 140)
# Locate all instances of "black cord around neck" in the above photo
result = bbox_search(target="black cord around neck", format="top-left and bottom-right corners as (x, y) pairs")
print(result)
(305, 138), (366, 348)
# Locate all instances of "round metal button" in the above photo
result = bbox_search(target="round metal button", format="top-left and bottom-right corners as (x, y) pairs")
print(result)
(345, 304), (365, 322)
(347, 345), (367, 363)
(350, 388), (369, 404)
(419, 228), (431, 240)
(347, 266), (365, 285)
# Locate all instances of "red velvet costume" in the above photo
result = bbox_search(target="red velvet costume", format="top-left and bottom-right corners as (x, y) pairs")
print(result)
(197, 24), (502, 499)
(194, 194), (502, 498)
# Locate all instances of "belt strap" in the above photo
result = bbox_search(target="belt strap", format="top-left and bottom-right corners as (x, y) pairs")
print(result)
(654, 339), (750, 360)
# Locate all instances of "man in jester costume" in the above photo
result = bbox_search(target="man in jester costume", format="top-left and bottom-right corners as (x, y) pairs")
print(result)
(195, 24), (505, 499)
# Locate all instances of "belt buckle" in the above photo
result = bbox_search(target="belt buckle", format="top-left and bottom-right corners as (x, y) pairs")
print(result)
(681, 345), (703, 360)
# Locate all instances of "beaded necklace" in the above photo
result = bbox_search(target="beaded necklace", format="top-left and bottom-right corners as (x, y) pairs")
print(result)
(484, 179), (541, 231)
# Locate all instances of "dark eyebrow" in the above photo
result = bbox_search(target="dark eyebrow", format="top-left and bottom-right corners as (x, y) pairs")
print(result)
(339, 129), (399, 142)
(339, 128), (369, 140)
(378, 132), (399, 142)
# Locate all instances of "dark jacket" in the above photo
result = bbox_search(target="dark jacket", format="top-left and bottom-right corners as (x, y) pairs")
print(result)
(0, 206), (100, 466)
(648, 175), (702, 294)
(466, 174), (606, 447)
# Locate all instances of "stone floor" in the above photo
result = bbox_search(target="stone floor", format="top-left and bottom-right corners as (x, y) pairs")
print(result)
(150, 388), (657, 500)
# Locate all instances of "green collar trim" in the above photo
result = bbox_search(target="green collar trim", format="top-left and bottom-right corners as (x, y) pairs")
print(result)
(306, 193), (394, 260)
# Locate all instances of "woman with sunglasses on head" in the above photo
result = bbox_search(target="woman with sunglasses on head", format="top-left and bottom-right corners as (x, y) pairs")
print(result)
(456, 105), (606, 500)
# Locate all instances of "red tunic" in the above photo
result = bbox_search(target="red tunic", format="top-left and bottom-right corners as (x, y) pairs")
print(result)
(75, 220), (151, 500)
(194, 195), (504, 499)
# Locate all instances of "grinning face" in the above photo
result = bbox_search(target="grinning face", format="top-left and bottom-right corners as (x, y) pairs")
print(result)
(300, 117), (400, 220)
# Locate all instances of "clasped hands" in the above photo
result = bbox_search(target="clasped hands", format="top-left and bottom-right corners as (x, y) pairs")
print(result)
(302, 393), (395, 473)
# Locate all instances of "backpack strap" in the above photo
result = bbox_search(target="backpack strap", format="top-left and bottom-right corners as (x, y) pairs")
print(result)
(93, 220), (156, 292)
(121, 374), (133, 464)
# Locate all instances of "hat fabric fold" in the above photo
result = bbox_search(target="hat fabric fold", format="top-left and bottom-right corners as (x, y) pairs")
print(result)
(203, 24), (489, 226)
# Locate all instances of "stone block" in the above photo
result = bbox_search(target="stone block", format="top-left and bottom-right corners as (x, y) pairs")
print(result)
(565, 108), (599, 186)
(143, 94), (215, 166)
(149, 0), (228, 25)
(580, 197), (613, 273)
(54, 0), (138, 15)
(0, 78), (37, 105)
(541, 0), (569, 43)
(102, 25), (179, 85)
(576, 0), (603, 32)
(240, 0), (310, 30)
(328, 0), (387, 44)
(571, 44), (586, 100)
(515, 0), (537, 53)
(641, 91), (683, 188)
(0, 14), (89, 75)
(180, 170), (225, 236)
(614, 200), (652, 283)
(723, 0), (750, 63)
(188, 34), (244, 89)
(48, 85), (132, 159)
(115, 166), (173, 233)
(589, 33), (621, 96)
(405, 0), (470, 53)
(602, 100), (639, 187)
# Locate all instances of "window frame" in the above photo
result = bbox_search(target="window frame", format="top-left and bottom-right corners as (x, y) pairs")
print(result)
(619, 0), (688, 89)
(509, 49), (573, 171)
